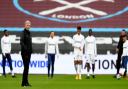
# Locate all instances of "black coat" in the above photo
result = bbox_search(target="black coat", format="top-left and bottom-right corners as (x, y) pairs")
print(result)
(117, 36), (123, 56)
(20, 29), (32, 55)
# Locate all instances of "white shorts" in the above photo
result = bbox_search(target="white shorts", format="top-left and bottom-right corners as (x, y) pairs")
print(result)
(74, 48), (83, 60)
(86, 54), (95, 64)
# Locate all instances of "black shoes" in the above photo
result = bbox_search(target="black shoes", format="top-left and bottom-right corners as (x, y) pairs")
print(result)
(86, 75), (96, 79)
(2, 73), (16, 78)
(3, 74), (6, 78)
(92, 75), (96, 79)
(113, 75), (116, 78)
(21, 83), (32, 87)
(86, 76), (90, 79)
(48, 74), (54, 79)
(2, 74), (16, 78)
(26, 83), (32, 87)
(12, 75), (16, 78)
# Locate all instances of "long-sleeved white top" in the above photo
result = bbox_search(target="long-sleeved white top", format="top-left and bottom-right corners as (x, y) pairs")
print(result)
(45, 37), (59, 54)
(85, 35), (97, 55)
(122, 40), (128, 56)
(1, 35), (11, 54)
(72, 34), (85, 49)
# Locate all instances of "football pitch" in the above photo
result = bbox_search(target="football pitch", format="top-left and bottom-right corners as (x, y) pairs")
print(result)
(0, 74), (127, 89)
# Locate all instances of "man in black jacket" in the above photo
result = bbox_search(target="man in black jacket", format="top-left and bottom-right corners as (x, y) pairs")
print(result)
(20, 20), (32, 87)
(116, 29), (126, 79)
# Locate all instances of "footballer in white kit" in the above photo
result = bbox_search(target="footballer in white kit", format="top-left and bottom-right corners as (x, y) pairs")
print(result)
(1, 30), (15, 77)
(85, 29), (97, 79)
(121, 34), (128, 78)
(45, 32), (59, 78)
(72, 26), (84, 80)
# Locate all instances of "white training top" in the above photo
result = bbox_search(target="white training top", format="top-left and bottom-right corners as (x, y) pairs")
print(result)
(45, 37), (59, 54)
(122, 40), (128, 56)
(72, 34), (85, 49)
(1, 35), (11, 54)
(85, 35), (97, 55)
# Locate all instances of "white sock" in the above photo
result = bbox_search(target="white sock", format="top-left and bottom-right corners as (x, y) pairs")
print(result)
(74, 64), (77, 72)
(92, 71), (94, 75)
(87, 71), (90, 76)
(75, 64), (79, 74)
(76, 65), (79, 74)
(78, 64), (82, 75)
(11, 70), (14, 76)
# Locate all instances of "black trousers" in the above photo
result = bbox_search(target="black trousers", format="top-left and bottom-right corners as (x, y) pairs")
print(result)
(47, 54), (55, 78)
(21, 53), (31, 85)
(116, 54), (122, 74)
(2, 53), (13, 75)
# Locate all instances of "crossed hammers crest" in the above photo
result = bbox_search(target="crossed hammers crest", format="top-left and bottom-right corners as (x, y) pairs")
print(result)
(34, 0), (115, 16)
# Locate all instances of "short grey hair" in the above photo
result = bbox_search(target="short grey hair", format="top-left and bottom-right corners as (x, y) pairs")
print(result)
(25, 20), (31, 25)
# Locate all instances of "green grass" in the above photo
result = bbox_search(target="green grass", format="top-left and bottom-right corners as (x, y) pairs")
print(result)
(0, 74), (127, 89)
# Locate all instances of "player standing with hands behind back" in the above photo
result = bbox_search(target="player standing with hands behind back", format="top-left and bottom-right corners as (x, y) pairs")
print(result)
(45, 32), (59, 79)
(73, 26), (84, 80)
(85, 29), (97, 79)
